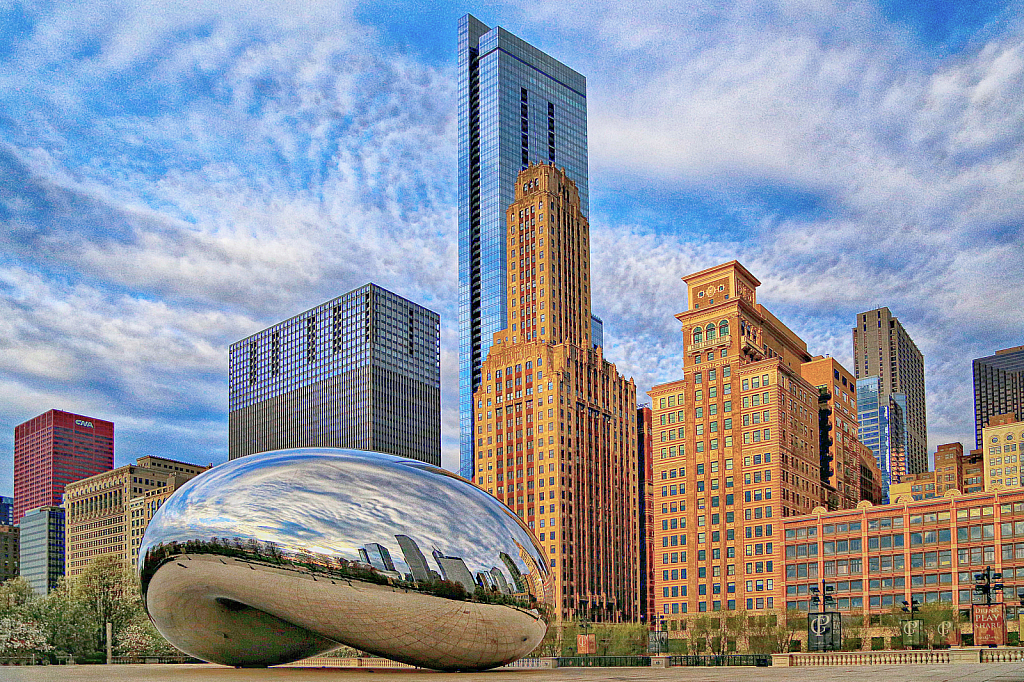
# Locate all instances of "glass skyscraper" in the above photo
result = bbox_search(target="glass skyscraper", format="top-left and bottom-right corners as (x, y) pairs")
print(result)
(228, 283), (441, 465)
(856, 376), (906, 503)
(973, 346), (1024, 448)
(458, 14), (588, 477)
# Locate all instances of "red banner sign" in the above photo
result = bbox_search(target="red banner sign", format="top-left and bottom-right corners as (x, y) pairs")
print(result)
(973, 605), (1006, 646)
(576, 633), (596, 654)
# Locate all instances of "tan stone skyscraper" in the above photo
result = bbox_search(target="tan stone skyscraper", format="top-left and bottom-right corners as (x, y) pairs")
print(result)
(853, 307), (927, 487)
(649, 261), (822, 624)
(472, 163), (638, 623)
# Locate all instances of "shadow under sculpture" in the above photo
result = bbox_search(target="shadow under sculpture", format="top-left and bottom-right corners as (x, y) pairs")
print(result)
(139, 448), (551, 670)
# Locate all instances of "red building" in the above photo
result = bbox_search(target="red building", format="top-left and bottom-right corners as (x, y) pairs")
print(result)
(638, 404), (655, 625)
(14, 410), (114, 524)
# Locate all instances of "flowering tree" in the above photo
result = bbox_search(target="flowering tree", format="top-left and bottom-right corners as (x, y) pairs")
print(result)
(115, 618), (177, 657)
(0, 615), (52, 657)
(0, 578), (36, 615)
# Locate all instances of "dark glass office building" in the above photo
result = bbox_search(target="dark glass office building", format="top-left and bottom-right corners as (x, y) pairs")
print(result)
(974, 346), (1024, 448)
(18, 506), (64, 596)
(229, 284), (440, 465)
(0, 496), (12, 526)
(458, 14), (588, 477)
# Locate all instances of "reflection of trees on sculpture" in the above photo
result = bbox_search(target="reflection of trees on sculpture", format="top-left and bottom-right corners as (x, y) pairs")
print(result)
(140, 536), (540, 612)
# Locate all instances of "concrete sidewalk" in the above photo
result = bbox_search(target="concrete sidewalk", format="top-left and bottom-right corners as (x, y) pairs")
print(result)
(3, 663), (1024, 682)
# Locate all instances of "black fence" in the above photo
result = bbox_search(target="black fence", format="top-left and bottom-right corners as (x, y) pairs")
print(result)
(556, 656), (652, 667)
(670, 654), (772, 667)
(112, 655), (204, 664)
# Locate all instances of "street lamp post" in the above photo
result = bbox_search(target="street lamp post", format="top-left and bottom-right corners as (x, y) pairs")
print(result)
(974, 566), (1004, 607)
(809, 582), (839, 652)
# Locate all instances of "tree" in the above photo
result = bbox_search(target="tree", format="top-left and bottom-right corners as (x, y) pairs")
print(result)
(72, 554), (140, 633)
(842, 611), (865, 650)
(114, 617), (176, 657)
(0, 578), (37, 616)
(745, 611), (800, 653)
(722, 611), (748, 652)
(745, 613), (777, 653)
(0, 615), (52, 657)
(878, 605), (906, 648)
(593, 623), (647, 655)
(688, 615), (718, 653)
(39, 556), (151, 659)
(917, 601), (961, 648)
(38, 578), (102, 659)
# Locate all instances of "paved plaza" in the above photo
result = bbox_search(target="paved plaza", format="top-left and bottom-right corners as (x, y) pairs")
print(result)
(4, 664), (1024, 682)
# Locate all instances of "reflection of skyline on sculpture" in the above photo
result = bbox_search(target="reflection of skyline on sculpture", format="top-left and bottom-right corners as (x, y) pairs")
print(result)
(141, 449), (547, 588)
(139, 448), (549, 670)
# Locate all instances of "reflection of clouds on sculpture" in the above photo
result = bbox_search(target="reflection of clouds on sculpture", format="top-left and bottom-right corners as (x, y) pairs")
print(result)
(139, 449), (550, 669)
(141, 449), (545, 587)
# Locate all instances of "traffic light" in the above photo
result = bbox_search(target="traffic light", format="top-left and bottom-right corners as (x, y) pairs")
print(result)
(811, 584), (836, 610)
(974, 566), (1002, 605)
(901, 599), (920, 614)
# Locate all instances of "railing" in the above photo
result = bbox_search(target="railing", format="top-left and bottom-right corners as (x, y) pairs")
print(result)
(0, 657), (43, 666)
(981, 648), (1024, 663)
(501, 657), (545, 668)
(690, 334), (731, 352)
(112, 655), (202, 664)
(556, 655), (650, 667)
(782, 650), (952, 666)
(671, 654), (771, 666)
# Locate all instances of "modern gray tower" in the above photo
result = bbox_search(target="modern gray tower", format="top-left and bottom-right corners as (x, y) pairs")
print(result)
(973, 346), (1024, 448)
(228, 283), (441, 465)
(18, 506), (64, 596)
(458, 14), (588, 477)
(853, 307), (927, 480)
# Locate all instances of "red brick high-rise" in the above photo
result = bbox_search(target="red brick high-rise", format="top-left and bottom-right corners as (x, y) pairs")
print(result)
(13, 410), (114, 524)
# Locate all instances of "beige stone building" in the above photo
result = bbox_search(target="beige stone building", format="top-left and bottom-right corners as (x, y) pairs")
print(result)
(649, 261), (824, 623)
(890, 442), (967, 502)
(983, 413), (1024, 491)
(65, 456), (209, 575)
(472, 163), (639, 623)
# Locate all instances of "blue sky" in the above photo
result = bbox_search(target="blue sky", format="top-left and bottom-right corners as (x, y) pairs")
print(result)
(1, 0), (1022, 494)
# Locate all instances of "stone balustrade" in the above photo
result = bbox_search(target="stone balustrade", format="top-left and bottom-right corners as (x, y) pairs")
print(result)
(772, 648), (991, 666)
(981, 648), (1024, 662)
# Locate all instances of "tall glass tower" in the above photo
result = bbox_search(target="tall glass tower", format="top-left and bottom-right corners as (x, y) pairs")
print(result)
(856, 376), (907, 503)
(458, 14), (588, 477)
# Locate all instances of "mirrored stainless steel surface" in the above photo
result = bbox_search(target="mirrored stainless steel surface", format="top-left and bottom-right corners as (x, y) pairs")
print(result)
(139, 448), (550, 670)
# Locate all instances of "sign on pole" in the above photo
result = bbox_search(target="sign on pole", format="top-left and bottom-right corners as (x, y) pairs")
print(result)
(576, 633), (596, 655)
(807, 612), (842, 652)
(937, 620), (959, 647)
(648, 630), (668, 654)
(973, 605), (1006, 646)
(901, 619), (924, 647)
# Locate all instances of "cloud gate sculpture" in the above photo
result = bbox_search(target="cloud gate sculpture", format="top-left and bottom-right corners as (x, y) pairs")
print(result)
(139, 448), (551, 670)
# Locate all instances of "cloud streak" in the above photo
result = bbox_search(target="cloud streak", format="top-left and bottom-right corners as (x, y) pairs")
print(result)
(1, 0), (1022, 494)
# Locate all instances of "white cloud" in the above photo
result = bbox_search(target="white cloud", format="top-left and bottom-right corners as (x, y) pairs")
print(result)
(2, 0), (1022, 494)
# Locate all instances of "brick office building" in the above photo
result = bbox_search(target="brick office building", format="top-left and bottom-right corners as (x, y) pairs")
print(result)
(14, 410), (113, 525)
